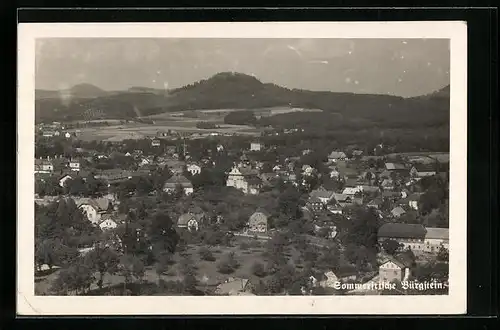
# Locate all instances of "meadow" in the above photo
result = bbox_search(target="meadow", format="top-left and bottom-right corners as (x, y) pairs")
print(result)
(67, 109), (263, 141)
(34, 236), (303, 296)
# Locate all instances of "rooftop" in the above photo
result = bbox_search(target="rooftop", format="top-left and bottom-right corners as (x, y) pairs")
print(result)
(164, 175), (193, 188)
(73, 197), (111, 211)
(310, 188), (335, 200)
(378, 223), (427, 239)
(328, 151), (347, 159)
(424, 227), (449, 240)
(391, 206), (407, 216)
(385, 163), (407, 171)
(412, 163), (437, 172)
(178, 213), (198, 226)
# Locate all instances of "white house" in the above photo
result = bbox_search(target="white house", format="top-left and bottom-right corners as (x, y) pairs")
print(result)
(76, 198), (112, 225)
(329, 168), (340, 179)
(151, 139), (161, 147)
(69, 159), (80, 172)
(64, 132), (71, 139)
(407, 193), (421, 210)
(177, 212), (204, 232)
(247, 210), (269, 233)
(139, 158), (152, 166)
(34, 158), (54, 173)
(99, 218), (118, 231)
(216, 144), (224, 152)
(302, 165), (315, 176)
(250, 142), (263, 152)
(342, 186), (363, 196)
(379, 259), (411, 283)
(58, 174), (73, 187)
(187, 164), (202, 176)
(226, 166), (262, 195)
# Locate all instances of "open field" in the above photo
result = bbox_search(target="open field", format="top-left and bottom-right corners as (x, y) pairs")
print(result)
(34, 237), (302, 295)
(143, 106), (324, 120)
(68, 121), (262, 142)
(63, 106), (329, 142)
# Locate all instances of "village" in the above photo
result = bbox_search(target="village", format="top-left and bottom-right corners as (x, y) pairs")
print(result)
(34, 121), (450, 296)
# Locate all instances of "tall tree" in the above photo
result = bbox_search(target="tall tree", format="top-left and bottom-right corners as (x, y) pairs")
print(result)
(154, 251), (172, 285)
(147, 212), (179, 254)
(51, 257), (95, 295)
(119, 254), (145, 294)
(180, 255), (198, 292)
(382, 239), (403, 255)
(84, 245), (120, 290)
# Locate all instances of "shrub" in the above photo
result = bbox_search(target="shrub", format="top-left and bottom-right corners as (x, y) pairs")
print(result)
(182, 273), (198, 292)
(216, 252), (240, 274)
(248, 240), (262, 248)
(217, 260), (235, 274)
(239, 242), (250, 250)
(199, 247), (216, 262)
(227, 252), (240, 269)
(159, 279), (185, 294)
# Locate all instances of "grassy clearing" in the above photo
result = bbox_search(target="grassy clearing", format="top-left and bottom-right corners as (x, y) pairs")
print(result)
(70, 120), (262, 141)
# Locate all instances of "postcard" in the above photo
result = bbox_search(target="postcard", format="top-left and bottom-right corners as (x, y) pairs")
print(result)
(17, 21), (467, 315)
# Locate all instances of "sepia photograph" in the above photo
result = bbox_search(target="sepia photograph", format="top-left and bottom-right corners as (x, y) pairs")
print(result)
(17, 22), (467, 315)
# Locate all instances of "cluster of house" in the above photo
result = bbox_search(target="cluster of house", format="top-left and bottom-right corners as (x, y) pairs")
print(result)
(37, 122), (75, 139)
(35, 139), (448, 237)
(35, 156), (81, 174)
(223, 145), (447, 234)
(150, 129), (237, 142)
(212, 221), (449, 296)
(374, 223), (449, 285)
(35, 195), (121, 231)
(226, 144), (445, 194)
(174, 206), (267, 236)
(378, 223), (449, 254)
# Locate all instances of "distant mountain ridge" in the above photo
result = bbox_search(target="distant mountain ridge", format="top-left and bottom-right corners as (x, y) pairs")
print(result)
(36, 83), (108, 100)
(35, 72), (450, 124)
(410, 85), (450, 100)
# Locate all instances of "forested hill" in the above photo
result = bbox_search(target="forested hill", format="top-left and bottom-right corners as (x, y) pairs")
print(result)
(35, 72), (449, 125)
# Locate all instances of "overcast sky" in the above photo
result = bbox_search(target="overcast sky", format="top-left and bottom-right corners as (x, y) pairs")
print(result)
(35, 38), (450, 97)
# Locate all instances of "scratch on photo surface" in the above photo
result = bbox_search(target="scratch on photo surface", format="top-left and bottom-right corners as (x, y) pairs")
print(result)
(18, 290), (41, 314)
